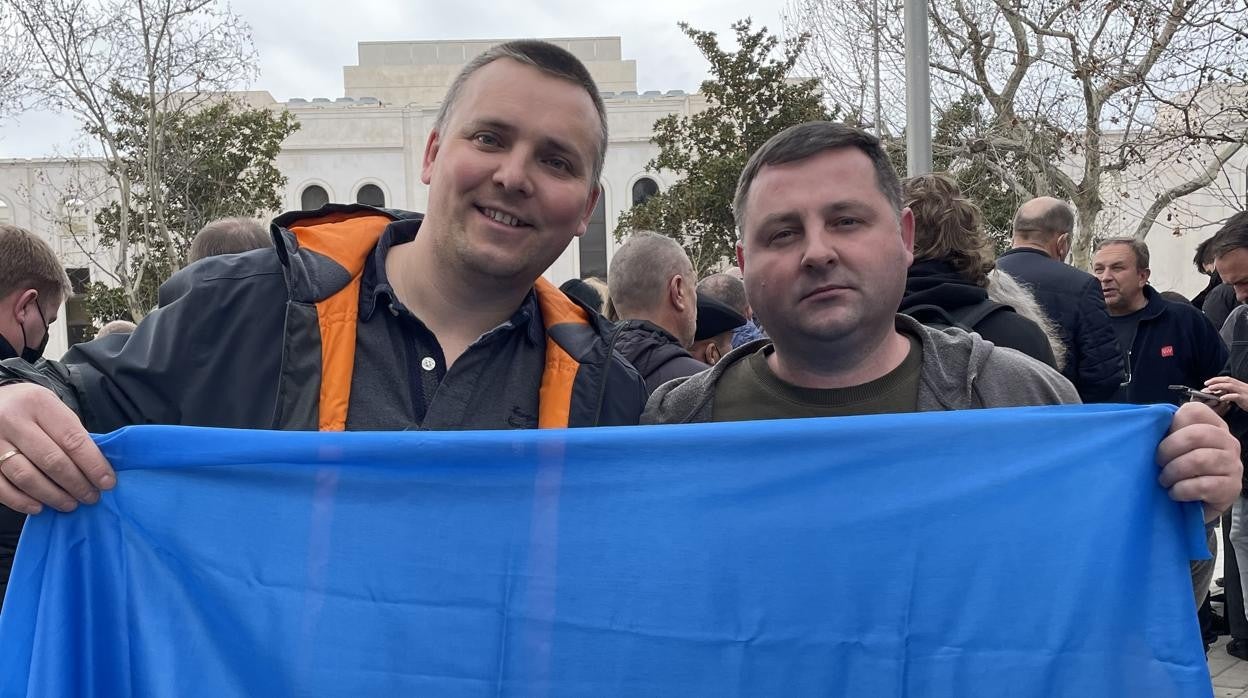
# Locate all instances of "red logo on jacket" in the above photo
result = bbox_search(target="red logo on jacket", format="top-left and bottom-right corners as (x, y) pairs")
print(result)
(1161, 346), (1175, 357)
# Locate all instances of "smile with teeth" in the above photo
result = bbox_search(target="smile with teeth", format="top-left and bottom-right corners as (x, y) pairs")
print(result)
(477, 206), (530, 228)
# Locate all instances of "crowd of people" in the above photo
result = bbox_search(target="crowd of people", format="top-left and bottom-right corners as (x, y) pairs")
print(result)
(0, 38), (1244, 668)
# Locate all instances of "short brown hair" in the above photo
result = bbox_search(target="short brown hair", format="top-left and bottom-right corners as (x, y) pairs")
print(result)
(0, 224), (72, 308)
(188, 217), (272, 263)
(903, 173), (995, 286)
(1095, 237), (1150, 270)
(434, 40), (608, 186)
(734, 121), (903, 231)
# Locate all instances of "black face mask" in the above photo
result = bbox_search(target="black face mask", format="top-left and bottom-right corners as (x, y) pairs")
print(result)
(19, 302), (50, 363)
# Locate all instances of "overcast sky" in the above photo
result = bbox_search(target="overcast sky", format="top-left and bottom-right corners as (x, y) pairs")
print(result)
(0, 0), (790, 158)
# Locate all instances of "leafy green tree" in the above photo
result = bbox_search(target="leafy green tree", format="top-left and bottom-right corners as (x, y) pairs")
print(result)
(616, 20), (834, 274)
(83, 90), (299, 322)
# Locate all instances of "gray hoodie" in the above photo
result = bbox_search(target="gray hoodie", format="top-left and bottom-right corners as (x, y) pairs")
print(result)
(642, 314), (1080, 424)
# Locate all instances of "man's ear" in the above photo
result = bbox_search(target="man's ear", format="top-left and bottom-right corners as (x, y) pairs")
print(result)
(669, 274), (689, 312)
(736, 241), (746, 274)
(1057, 233), (1071, 260)
(573, 184), (601, 238)
(899, 207), (915, 268)
(420, 128), (442, 185)
(14, 289), (38, 323)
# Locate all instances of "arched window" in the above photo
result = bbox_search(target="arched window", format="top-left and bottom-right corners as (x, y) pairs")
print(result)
(301, 185), (329, 211)
(356, 184), (385, 208)
(631, 177), (659, 207)
(0, 199), (12, 225)
(579, 194), (608, 279)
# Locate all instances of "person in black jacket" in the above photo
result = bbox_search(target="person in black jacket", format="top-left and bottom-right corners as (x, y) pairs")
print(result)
(898, 174), (1056, 368)
(608, 231), (709, 394)
(1092, 238), (1226, 405)
(0, 40), (648, 517)
(996, 197), (1124, 402)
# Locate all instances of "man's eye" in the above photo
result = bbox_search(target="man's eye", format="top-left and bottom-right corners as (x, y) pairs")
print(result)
(545, 157), (571, 172)
(473, 133), (501, 147)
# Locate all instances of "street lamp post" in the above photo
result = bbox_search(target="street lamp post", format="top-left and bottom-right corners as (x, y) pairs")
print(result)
(904, 0), (932, 175)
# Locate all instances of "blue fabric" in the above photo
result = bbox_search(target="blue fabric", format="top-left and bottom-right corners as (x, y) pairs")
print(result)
(0, 404), (1211, 697)
(731, 318), (767, 348)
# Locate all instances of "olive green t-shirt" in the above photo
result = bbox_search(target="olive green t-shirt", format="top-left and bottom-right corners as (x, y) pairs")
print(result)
(710, 334), (923, 422)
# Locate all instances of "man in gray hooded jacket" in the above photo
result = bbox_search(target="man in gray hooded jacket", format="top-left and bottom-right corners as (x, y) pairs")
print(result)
(643, 122), (1241, 525)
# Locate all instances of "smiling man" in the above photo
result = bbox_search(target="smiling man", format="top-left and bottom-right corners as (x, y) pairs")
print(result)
(644, 121), (1242, 524)
(0, 41), (647, 516)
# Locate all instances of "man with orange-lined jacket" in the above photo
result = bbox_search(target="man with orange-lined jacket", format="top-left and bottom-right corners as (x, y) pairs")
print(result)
(0, 40), (647, 516)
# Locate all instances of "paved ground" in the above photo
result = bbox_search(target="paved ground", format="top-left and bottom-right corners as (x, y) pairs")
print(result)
(1211, 524), (1247, 695)
(1211, 636), (1248, 695)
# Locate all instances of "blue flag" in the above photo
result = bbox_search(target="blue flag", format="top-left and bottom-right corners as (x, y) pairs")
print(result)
(0, 404), (1211, 697)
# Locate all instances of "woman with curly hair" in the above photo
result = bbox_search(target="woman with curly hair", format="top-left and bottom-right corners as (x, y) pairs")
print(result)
(899, 173), (1061, 369)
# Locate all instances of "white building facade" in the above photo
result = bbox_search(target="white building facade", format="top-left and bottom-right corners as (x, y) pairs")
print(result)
(1, 36), (1244, 358)
(0, 37), (704, 357)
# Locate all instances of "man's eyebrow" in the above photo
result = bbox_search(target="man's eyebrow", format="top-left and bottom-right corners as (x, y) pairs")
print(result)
(461, 118), (586, 165)
(755, 211), (802, 230)
(821, 200), (875, 217)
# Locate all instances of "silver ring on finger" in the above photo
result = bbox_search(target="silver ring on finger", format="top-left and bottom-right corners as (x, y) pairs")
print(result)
(0, 449), (20, 466)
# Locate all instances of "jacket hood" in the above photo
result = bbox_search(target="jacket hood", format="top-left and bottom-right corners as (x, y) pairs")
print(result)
(642, 314), (999, 424)
(901, 260), (991, 312)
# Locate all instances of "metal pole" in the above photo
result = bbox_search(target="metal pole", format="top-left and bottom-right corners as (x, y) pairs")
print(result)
(904, 0), (932, 175)
(873, 0), (882, 136)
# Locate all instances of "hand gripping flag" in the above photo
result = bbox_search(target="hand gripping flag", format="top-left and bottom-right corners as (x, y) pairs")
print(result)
(0, 404), (1212, 697)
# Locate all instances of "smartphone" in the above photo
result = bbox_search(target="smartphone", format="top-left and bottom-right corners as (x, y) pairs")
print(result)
(1169, 385), (1222, 402)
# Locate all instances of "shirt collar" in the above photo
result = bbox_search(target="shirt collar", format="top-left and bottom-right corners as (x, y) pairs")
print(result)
(358, 219), (543, 345)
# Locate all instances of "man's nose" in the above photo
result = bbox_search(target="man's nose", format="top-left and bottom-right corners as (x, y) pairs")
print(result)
(492, 150), (534, 196)
(800, 229), (837, 267)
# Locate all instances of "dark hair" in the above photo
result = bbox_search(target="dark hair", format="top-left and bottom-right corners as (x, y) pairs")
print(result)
(1210, 211), (1248, 261)
(1194, 236), (1217, 271)
(1095, 237), (1150, 271)
(696, 273), (749, 316)
(903, 173), (995, 286)
(0, 224), (73, 306)
(434, 40), (608, 186)
(1012, 199), (1075, 241)
(188, 217), (272, 263)
(733, 121), (903, 231)
(559, 278), (604, 312)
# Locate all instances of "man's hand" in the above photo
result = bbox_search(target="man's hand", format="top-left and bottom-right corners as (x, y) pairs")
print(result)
(0, 383), (115, 515)
(1157, 401), (1243, 523)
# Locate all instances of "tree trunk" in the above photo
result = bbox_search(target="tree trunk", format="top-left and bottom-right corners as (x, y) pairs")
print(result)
(1070, 194), (1102, 272)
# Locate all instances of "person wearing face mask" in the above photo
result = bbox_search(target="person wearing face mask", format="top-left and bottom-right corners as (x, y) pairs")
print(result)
(995, 198), (1124, 403)
(0, 227), (69, 365)
(0, 224), (72, 609)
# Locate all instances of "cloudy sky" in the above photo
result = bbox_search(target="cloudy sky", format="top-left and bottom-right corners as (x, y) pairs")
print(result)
(0, 0), (791, 158)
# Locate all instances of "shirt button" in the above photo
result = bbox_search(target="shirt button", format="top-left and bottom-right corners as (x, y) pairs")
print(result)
(421, 357), (436, 371)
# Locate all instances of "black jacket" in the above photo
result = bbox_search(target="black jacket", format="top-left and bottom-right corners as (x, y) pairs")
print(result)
(1220, 307), (1248, 492)
(0, 206), (647, 432)
(614, 320), (709, 395)
(899, 260), (1057, 368)
(1113, 286), (1227, 406)
(0, 344), (22, 609)
(996, 247), (1124, 402)
(1202, 282), (1240, 332)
